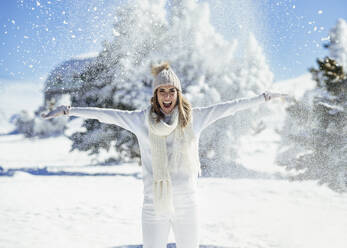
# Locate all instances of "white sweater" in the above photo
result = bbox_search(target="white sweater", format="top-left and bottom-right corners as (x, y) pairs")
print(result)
(69, 95), (265, 204)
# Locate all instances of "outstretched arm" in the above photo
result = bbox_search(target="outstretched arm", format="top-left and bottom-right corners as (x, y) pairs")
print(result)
(192, 92), (286, 133)
(41, 106), (145, 134)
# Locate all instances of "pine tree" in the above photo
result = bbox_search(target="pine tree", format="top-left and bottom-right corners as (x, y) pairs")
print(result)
(197, 32), (273, 177)
(326, 18), (347, 70)
(277, 21), (347, 191)
(69, 0), (167, 161)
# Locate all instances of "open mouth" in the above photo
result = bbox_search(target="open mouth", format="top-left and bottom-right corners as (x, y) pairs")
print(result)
(163, 101), (172, 108)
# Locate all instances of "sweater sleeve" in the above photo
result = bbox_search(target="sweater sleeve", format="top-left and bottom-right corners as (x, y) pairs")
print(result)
(69, 107), (146, 135)
(192, 94), (266, 133)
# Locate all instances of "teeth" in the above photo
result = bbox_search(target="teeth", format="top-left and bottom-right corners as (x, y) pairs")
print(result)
(163, 102), (172, 108)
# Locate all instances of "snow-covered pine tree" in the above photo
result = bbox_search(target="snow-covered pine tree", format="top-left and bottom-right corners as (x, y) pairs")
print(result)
(277, 19), (347, 191)
(196, 32), (273, 177)
(69, 0), (274, 172)
(327, 18), (347, 70)
(12, 55), (95, 138)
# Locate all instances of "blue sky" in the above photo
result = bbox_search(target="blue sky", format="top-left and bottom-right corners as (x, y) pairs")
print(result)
(0, 0), (346, 84)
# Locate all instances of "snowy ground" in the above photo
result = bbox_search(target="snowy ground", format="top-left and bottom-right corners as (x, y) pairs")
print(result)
(1, 142), (347, 248)
(1, 77), (347, 248)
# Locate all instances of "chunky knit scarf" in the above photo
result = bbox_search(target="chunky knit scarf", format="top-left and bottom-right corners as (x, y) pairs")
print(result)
(146, 106), (200, 215)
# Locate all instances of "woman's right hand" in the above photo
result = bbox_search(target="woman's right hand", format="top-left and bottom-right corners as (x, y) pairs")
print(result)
(41, 105), (70, 119)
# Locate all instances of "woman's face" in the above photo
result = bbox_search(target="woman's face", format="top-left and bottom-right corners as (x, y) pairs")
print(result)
(156, 85), (178, 115)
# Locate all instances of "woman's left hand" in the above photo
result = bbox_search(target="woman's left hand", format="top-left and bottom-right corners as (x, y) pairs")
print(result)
(41, 105), (70, 119)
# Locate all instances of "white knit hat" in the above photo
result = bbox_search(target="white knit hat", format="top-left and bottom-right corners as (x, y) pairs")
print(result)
(151, 62), (182, 93)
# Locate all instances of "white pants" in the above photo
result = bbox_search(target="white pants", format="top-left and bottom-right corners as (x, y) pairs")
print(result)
(142, 195), (199, 248)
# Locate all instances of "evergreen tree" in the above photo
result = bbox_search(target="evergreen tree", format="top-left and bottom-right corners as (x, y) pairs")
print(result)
(327, 18), (347, 69)
(197, 32), (273, 177)
(69, 0), (167, 161)
(277, 20), (347, 191)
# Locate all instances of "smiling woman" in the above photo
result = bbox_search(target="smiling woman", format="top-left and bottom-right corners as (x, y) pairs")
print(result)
(151, 62), (180, 115)
(41, 62), (285, 248)
(150, 63), (192, 128)
(157, 86), (177, 111)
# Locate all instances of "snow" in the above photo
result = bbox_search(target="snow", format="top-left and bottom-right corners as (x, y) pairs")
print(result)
(270, 73), (316, 100)
(0, 175), (143, 247)
(237, 128), (287, 175)
(329, 19), (347, 69)
(0, 75), (347, 248)
(0, 134), (91, 168)
(1, 156), (347, 247)
(199, 178), (347, 248)
(234, 74), (316, 175)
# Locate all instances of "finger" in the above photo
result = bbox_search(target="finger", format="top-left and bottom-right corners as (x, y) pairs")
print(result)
(43, 112), (55, 119)
(42, 110), (58, 119)
(41, 113), (52, 119)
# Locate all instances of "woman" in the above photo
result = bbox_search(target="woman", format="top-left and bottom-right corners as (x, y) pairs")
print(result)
(42, 62), (284, 248)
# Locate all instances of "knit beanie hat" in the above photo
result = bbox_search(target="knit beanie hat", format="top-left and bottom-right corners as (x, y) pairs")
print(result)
(151, 62), (182, 93)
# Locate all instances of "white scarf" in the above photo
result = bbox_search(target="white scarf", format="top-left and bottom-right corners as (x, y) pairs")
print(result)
(146, 106), (200, 215)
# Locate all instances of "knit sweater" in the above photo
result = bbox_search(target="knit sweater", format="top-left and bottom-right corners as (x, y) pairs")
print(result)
(69, 95), (266, 205)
